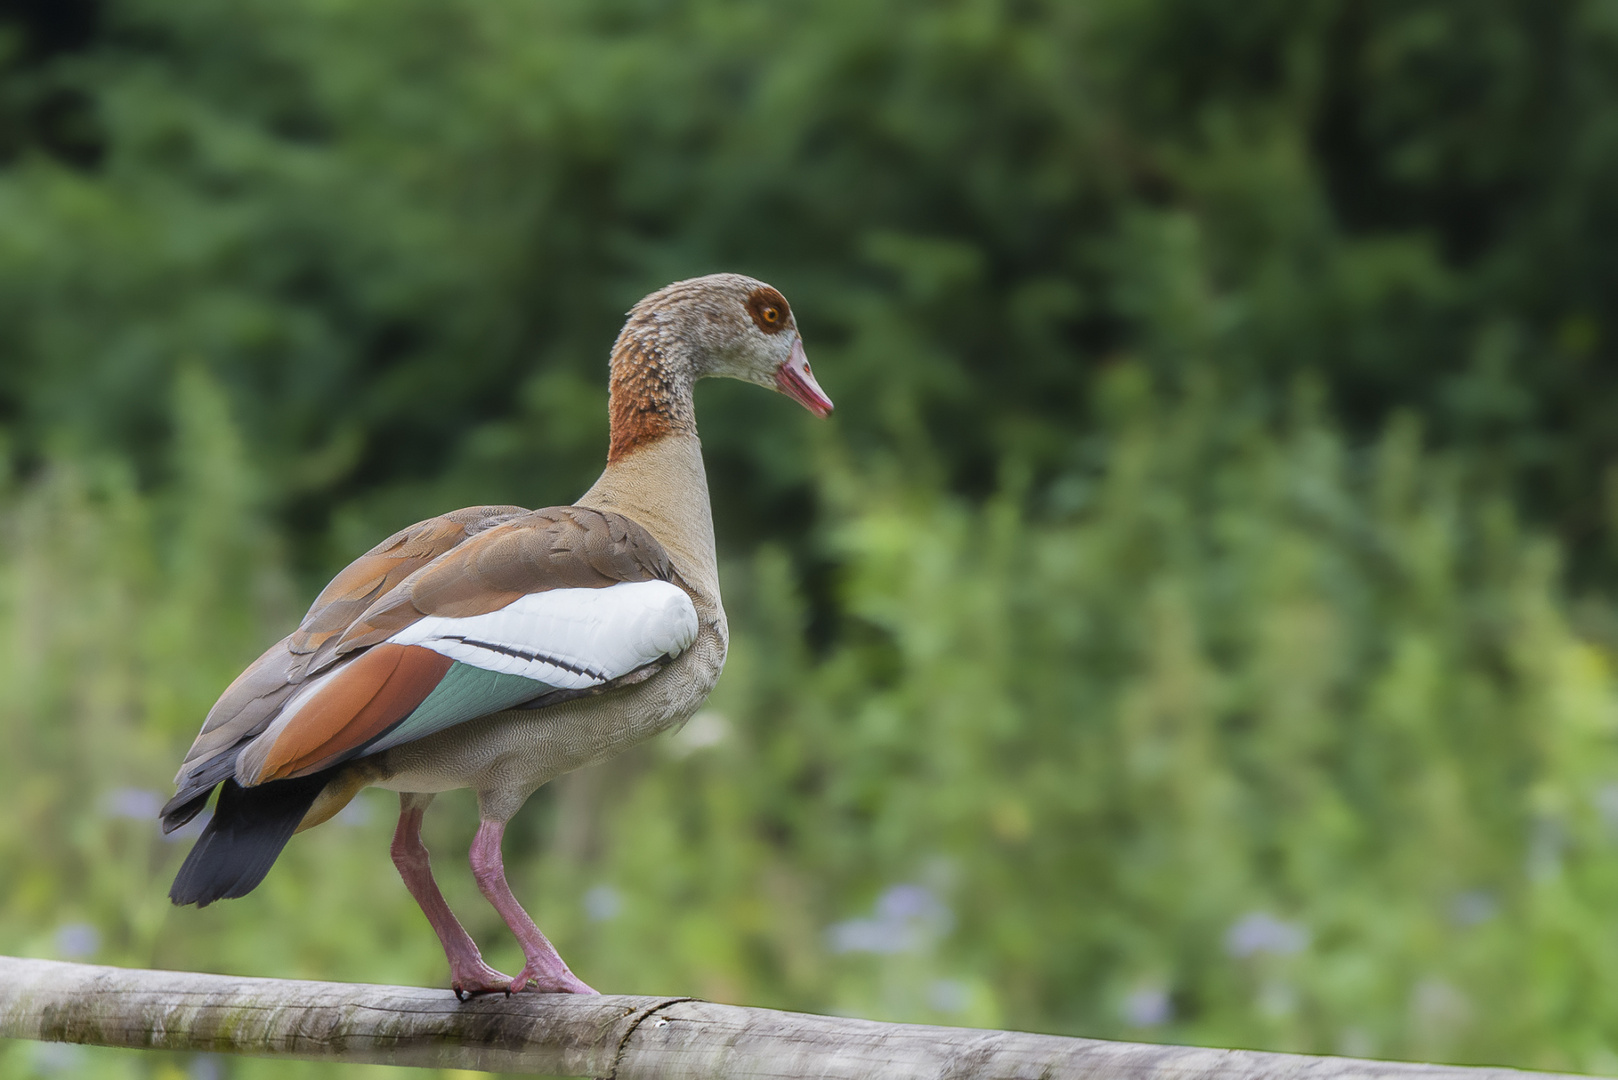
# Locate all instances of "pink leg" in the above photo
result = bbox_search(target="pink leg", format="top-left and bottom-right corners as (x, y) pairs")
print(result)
(469, 817), (597, 994)
(390, 794), (512, 999)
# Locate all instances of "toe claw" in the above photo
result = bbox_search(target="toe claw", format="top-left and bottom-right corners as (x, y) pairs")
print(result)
(447, 960), (518, 1000)
(508, 964), (596, 995)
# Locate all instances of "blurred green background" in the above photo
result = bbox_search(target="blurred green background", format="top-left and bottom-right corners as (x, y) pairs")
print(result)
(4, 0), (1618, 1077)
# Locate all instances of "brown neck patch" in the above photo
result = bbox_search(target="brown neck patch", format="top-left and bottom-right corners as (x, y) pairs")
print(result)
(608, 331), (696, 463)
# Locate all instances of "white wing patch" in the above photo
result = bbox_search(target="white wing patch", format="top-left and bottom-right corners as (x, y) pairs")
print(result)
(388, 580), (699, 690)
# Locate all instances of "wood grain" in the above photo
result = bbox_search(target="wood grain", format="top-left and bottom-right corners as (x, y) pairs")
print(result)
(0, 957), (1582, 1080)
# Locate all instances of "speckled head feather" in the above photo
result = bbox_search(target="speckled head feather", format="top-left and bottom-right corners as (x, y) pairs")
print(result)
(607, 274), (813, 462)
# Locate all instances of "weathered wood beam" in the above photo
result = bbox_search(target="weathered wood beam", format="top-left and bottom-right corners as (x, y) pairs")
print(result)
(0, 957), (1583, 1080)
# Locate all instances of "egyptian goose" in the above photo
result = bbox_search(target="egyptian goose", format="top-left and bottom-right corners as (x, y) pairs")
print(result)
(160, 274), (832, 996)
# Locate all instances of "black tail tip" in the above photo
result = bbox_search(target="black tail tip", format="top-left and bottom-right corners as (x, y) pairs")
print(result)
(168, 774), (329, 907)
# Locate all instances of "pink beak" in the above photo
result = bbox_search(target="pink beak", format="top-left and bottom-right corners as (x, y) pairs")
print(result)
(775, 337), (834, 418)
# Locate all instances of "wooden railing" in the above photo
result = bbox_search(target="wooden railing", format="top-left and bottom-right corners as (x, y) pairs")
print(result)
(0, 956), (1580, 1079)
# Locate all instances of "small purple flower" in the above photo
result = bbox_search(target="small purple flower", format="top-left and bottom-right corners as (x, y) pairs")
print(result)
(826, 883), (953, 955)
(1122, 986), (1173, 1027)
(1225, 912), (1308, 958)
(584, 885), (622, 923)
(877, 884), (950, 926)
(55, 922), (99, 959)
(102, 788), (164, 820)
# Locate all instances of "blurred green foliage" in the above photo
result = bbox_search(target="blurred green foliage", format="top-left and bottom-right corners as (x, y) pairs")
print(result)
(3, 0), (1618, 576)
(3, 1), (1618, 1078)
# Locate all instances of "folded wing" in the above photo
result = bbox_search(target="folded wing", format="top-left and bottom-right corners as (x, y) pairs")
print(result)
(239, 579), (697, 782)
(162, 505), (693, 830)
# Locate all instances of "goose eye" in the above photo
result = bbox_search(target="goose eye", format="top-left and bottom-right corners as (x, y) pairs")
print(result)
(746, 287), (790, 333)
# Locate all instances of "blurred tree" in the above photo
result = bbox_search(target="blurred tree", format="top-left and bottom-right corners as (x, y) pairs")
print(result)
(0, 0), (1613, 587)
(0, 0), (101, 167)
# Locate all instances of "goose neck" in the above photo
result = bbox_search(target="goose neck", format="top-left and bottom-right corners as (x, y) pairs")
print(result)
(607, 328), (699, 464)
(578, 433), (719, 605)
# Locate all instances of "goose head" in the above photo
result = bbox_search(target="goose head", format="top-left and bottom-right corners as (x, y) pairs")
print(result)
(619, 273), (834, 418)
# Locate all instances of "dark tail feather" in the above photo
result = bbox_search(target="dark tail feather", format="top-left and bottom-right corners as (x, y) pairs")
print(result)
(161, 754), (242, 833)
(169, 774), (329, 907)
(160, 790), (211, 834)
